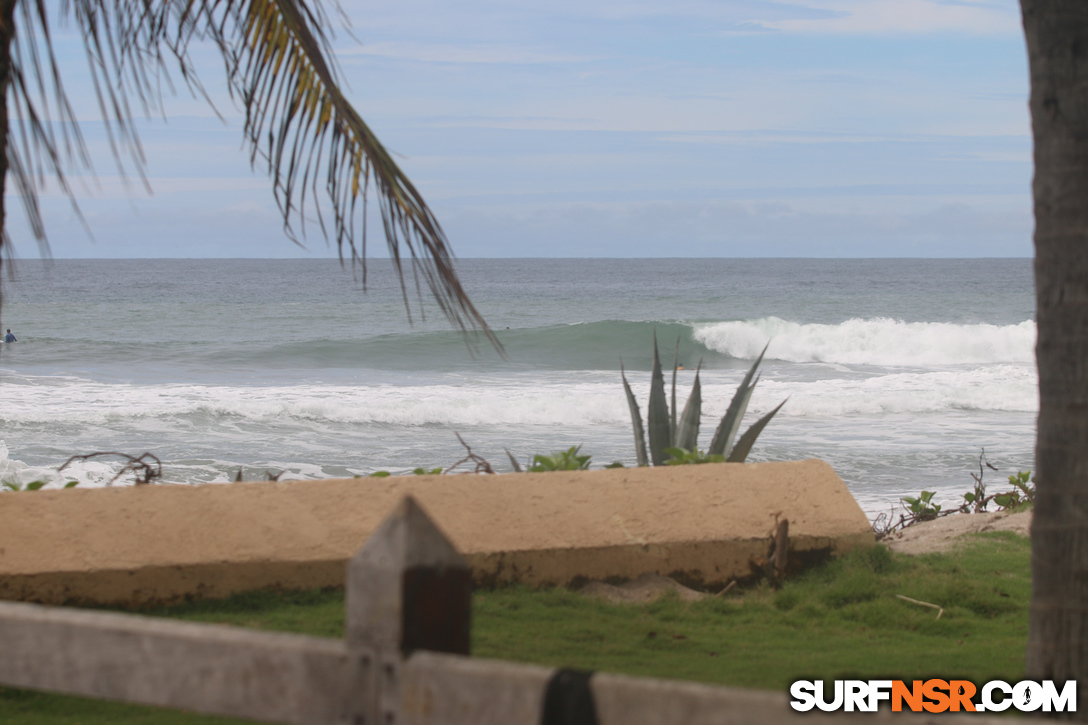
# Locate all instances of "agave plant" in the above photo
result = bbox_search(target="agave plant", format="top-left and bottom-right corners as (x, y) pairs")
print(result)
(621, 334), (786, 466)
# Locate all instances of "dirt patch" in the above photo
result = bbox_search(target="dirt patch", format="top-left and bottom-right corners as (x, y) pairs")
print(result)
(579, 573), (709, 604)
(882, 510), (1032, 555)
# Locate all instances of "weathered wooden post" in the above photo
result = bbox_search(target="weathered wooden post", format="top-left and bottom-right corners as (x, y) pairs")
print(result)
(344, 495), (472, 725)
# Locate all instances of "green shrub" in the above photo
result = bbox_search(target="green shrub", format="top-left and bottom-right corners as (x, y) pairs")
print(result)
(529, 446), (592, 472)
(901, 490), (941, 520)
(506, 445), (592, 472)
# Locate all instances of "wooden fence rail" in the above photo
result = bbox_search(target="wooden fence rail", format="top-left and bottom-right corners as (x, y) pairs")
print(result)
(0, 496), (1045, 724)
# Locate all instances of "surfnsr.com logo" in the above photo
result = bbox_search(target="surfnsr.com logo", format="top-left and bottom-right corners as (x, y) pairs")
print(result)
(789, 679), (1076, 713)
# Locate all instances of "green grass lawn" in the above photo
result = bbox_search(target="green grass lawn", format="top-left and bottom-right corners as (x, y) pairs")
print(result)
(0, 532), (1030, 724)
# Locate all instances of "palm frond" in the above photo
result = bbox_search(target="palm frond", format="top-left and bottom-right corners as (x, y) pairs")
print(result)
(0, 0), (498, 349)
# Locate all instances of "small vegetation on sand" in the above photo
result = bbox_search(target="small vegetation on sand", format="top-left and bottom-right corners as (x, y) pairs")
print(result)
(506, 445), (593, 473)
(873, 448), (1036, 539)
(0, 533), (1029, 724)
(0, 479), (76, 492)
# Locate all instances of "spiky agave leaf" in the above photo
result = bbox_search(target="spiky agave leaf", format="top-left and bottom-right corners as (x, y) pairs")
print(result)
(647, 332), (671, 466)
(709, 372), (758, 458)
(621, 362), (649, 467)
(504, 448), (523, 473)
(708, 343), (769, 457)
(670, 336), (680, 445)
(0, 0), (499, 351)
(675, 363), (702, 453)
(726, 399), (788, 463)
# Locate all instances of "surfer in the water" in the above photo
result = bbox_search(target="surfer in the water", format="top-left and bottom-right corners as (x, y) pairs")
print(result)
(4, 329), (14, 343)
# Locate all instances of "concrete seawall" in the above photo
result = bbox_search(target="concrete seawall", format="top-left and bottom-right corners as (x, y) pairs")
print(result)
(0, 459), (874, 606)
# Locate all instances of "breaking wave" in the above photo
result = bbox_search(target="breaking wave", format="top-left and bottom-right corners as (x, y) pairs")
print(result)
(695, 317), (1035, 367)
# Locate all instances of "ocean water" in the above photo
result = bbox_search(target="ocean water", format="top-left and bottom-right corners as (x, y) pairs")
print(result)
(0, 258), (1035, 519)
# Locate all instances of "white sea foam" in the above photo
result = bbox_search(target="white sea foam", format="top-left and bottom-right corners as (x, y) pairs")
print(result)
(0, 259), (1038, 512)
(0, 440), (66, 490)
(0, 440), (126, 490)
(0, 377), (627, 428)
(0, 363), (1037, 435)
(714, 365), (1037, 417)
(694, 317), (1036, 367)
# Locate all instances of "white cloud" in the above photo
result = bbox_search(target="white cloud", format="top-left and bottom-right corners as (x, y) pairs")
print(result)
(342, 42), (597, 65)
(766, 0), (1020, 34)
(563, 0), (844, 24)
(345, 0), (1018, 37)
(442, 196), (1032, 257)
(29, 175), (269, 200)
(657, 131), (916, 145)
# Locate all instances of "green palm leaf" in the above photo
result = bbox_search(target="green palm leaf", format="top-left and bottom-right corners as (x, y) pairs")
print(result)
(0, 0), (497, 348)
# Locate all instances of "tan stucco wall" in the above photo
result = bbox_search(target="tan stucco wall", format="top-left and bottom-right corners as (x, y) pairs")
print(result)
(0, 459), (873, 606)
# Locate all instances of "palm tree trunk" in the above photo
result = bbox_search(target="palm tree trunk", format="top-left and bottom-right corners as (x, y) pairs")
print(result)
(1022, 1), (1088, 712)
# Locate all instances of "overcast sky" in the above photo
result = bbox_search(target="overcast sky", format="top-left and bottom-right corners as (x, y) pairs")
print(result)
(11, 0), (1031, 259)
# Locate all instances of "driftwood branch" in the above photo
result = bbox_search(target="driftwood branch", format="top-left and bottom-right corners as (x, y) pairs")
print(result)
(58, 452), (163, 486)
(445, 433), (495, 475)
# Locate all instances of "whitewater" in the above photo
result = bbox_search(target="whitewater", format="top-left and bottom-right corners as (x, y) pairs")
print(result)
(0, 258), (1035, 518)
